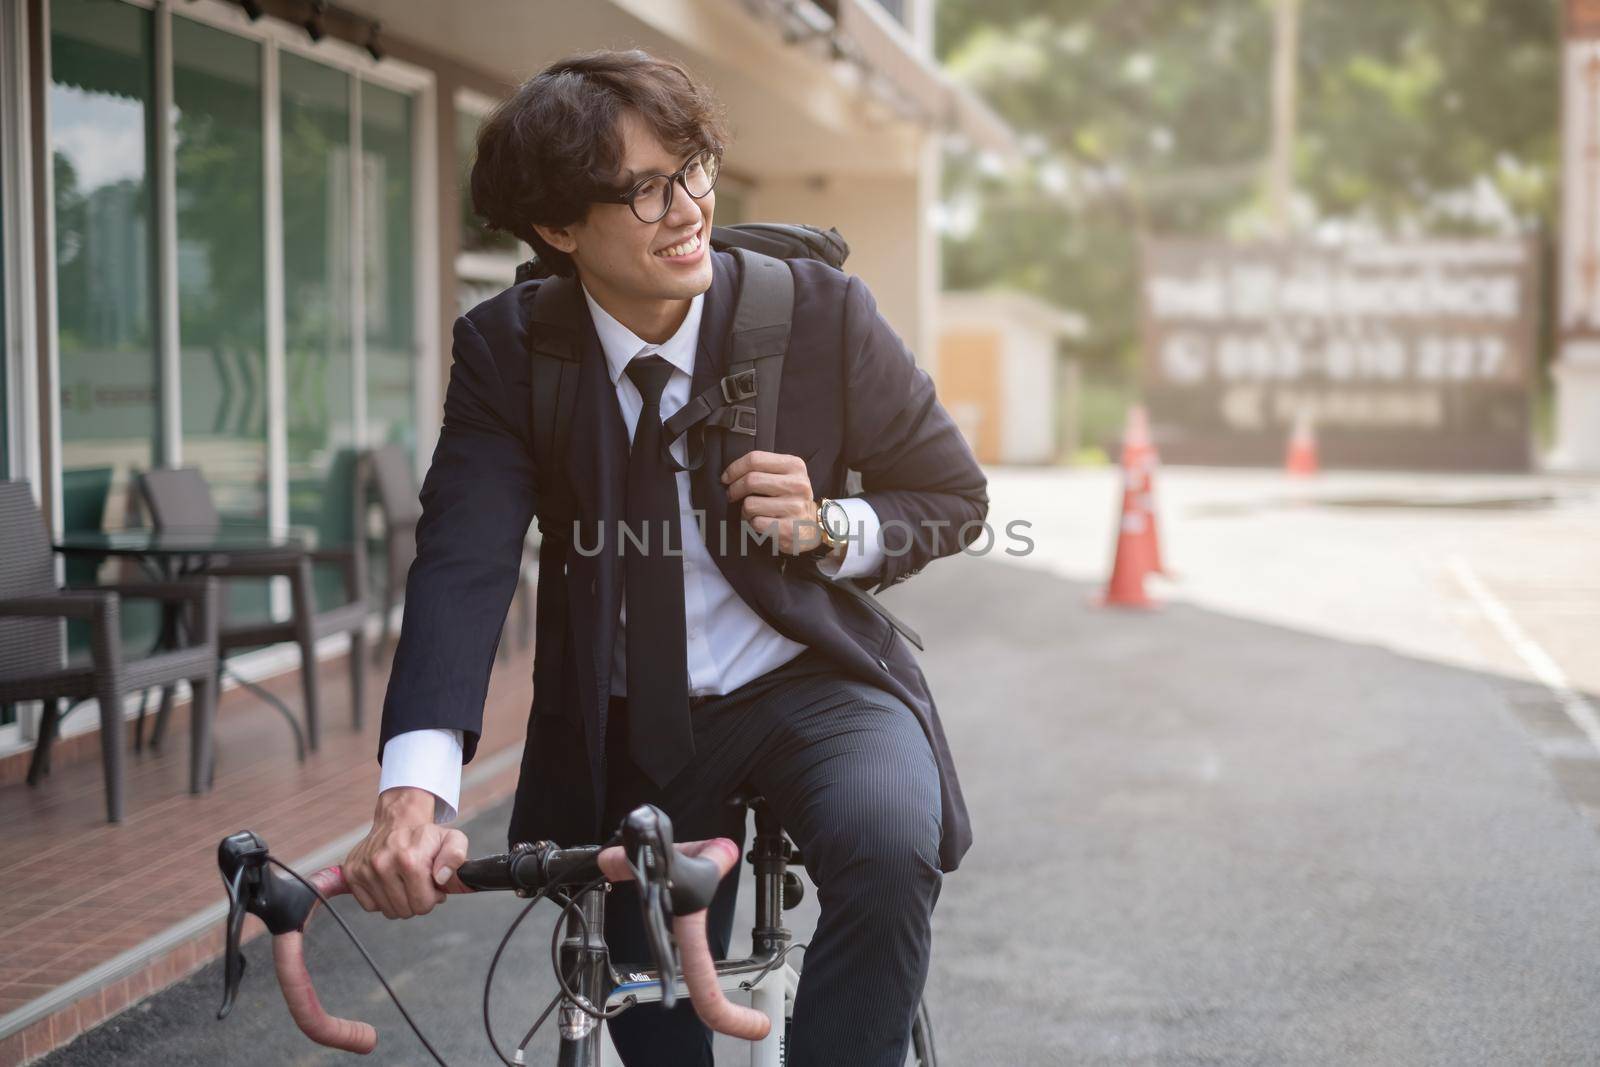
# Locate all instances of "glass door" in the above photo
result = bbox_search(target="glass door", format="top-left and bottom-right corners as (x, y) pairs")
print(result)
(280, 52), (356, 606)
(50, 0), (160, 534)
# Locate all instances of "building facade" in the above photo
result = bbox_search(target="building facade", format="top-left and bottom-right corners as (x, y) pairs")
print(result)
(0, 0), (1012, 755)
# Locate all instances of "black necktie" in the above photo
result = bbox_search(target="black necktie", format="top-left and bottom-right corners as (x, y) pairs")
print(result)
(622, 354), (694, 786)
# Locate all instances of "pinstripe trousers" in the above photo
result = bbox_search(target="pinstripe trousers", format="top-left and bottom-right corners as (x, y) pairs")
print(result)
(600, 645), (945, 1067)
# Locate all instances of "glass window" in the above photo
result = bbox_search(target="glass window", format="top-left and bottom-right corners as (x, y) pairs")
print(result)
(172, 16), (269, 624)
(362, 81), (415, 464)
(455, 103), (522, 315)
(280, 52), (355, 560)
(173, 17), (266, 523)
(456, 104), (517, 257)
(44, 10), (426, 625)
(1, 85), (8, 735)
(1, 152), (8, 480)
(50, 0), (158, 532)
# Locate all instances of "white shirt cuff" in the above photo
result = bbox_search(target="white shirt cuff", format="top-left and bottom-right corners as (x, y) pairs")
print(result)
(814, 497), (885, 581)
(379, 728), (464, 824)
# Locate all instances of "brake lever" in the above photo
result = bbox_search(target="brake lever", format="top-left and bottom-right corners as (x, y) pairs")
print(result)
(597, 810), (768, 1041)
(214, 831), (320, 1020)
(219, 865), (249, 1019)
(622, 807), (683, 1009)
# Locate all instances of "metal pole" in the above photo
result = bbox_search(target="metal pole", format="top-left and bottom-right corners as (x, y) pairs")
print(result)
(1267, 0), (1300, 237)
(154, 0), (181, 468)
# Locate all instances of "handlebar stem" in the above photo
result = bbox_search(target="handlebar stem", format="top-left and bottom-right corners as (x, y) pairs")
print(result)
(558, 887), (612, 1053)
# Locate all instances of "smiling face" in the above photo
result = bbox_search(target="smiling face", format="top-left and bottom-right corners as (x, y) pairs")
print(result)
(534, 110), (715, 342)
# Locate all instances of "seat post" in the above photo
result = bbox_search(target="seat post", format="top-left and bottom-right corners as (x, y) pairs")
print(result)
(745, 797), (792, 957)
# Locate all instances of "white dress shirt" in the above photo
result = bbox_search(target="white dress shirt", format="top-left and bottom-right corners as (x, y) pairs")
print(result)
(379, 284), (884, 822)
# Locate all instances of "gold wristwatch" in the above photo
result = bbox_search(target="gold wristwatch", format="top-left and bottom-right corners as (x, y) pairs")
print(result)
(803, 498), (850, 561)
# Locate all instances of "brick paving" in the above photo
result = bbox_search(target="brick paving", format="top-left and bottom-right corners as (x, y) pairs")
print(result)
(0, 640), (533, 1065)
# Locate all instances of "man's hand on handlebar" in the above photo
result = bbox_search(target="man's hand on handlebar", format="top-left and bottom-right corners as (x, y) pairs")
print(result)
(343, 787), (468, 919)
(218, 804), (771, 1056)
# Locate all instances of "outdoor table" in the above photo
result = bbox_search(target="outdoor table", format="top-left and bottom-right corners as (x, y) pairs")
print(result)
(54, 526), (317, 759)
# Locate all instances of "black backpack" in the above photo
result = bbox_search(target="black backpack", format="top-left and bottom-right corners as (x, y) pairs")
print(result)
(515, 223), (849, 548)
(516, 223), (926, 650)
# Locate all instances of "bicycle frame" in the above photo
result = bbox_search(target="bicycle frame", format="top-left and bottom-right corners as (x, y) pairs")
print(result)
(549, 805), (803, 1067)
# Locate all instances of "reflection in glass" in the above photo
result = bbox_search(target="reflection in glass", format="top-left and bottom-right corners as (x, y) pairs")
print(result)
(1, 148), (7, 729)
(362, 82), (415, 465)
(51, 0), (158, 532)
(173, 17), (269, 624)
(455, 105), (522, 315)
(50, 0), (163, 656)
(457, 105), (518, 257)
(173, 17), (266, 522)
(281, 53), (354, 559)
(1, 147), (8, 479)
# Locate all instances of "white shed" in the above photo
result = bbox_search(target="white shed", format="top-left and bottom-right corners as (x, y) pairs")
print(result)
(935, 290), (1086, 464)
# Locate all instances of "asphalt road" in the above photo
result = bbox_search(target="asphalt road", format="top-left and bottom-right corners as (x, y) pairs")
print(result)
(42, 551), (1600, 1065)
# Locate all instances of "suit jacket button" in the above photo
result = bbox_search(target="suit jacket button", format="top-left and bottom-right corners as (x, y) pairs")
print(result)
(876, 656), (888, 671)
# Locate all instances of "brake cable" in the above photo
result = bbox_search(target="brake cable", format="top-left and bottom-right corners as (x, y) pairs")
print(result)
(266, 857), (453, 1067)
(216, 814), (749, 1061)
(257, 844), (626, 1067)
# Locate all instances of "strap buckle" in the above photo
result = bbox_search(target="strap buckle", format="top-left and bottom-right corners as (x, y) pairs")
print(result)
(727, 405), (757, 436)
(720, 369), (757, 404)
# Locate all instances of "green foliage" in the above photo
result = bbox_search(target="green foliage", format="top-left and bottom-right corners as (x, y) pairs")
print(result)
(937, 0), (1560, 383)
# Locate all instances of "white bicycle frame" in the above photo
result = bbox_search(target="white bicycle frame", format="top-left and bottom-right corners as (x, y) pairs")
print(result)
(513, 813), (930, 1067)
(595, 960), (802, 1066)
(541, 810), (807, 1067)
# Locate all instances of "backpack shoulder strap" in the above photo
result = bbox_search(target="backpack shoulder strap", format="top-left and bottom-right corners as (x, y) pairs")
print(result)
(533, 252), (794, 491)
(523, 278), (582, 540)
(727, 247), (794, 459)
(660, 247), (795, 466)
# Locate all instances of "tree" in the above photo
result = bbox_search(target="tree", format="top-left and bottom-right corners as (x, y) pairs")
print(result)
(937, 0), (1559, 387)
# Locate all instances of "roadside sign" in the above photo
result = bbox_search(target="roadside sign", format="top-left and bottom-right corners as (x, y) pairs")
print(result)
(1140, 238), (1539, 471)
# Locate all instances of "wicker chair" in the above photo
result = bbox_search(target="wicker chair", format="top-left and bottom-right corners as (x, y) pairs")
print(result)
(359, 444), (422, 663)
(137, 467), (368, 752)
(0, 481), (220, 823)
(357, 443), (535, 663)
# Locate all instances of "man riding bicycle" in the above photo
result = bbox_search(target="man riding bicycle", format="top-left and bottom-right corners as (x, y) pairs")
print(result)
(343, 49), (987, 1067)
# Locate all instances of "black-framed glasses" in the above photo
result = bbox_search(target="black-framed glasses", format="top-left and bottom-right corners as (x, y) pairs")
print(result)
(596, 148), (721, 224)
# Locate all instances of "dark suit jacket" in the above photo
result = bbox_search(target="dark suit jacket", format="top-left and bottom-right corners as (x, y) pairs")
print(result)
(378, 250), (989, 872)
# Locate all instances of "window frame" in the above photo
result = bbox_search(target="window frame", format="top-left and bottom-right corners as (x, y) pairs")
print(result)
(0, 0), (40, 752)
(38, 0), (439, 538)
(16, 0), (440, 757)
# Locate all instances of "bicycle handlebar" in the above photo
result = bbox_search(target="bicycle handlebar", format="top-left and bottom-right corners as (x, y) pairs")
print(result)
(216, 805), (770, 1057)
(270, 865), (379, 1053)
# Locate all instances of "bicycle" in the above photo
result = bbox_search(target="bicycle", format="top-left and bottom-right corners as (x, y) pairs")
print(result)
(216, 791), (938, 1066)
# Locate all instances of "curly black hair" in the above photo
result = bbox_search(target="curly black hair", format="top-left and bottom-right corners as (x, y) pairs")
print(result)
(469, 49), (730, 277)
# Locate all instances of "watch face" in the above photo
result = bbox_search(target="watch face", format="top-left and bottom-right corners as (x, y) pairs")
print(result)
(821, 500), (851, 540)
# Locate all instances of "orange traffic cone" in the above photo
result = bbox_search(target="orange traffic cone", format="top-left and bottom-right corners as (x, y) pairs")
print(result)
(1119, 406), (1169, 576)
(1286, 408), (1319, 477)
(1099, 422), (1159, 609)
